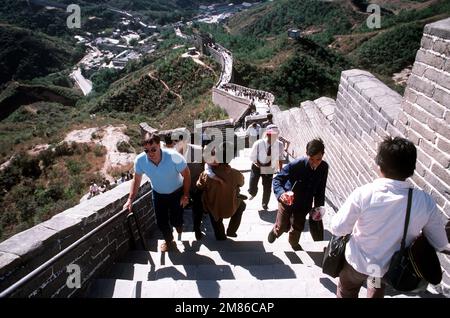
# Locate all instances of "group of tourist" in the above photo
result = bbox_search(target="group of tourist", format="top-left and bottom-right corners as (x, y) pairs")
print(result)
(220, 83), (272, 106)
(123, 121), (450, 298)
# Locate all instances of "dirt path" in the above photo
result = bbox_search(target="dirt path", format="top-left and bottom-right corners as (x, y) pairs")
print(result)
(148, 73), (184, 103)
(64, 125), (136, 182)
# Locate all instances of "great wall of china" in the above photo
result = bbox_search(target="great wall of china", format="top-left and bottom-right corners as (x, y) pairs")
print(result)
(0, 18), (449, 298)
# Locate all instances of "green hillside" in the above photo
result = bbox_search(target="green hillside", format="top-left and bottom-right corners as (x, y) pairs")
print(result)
(0, 24), (84, 85)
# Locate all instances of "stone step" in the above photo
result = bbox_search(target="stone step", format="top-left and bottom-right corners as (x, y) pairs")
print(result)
(87, 277), (356, 298)
(119, 249), (323, 267)
(87, 278), (136, 298)
(102, 263), (329, 282)
(155, 237), (329, 254)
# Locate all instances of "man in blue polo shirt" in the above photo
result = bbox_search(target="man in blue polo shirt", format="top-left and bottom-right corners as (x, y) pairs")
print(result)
(124, 132), (191, 252)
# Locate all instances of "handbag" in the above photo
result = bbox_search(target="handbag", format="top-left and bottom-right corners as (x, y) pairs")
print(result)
(383, 189), (442, 292)
(322, 234), (351, 278)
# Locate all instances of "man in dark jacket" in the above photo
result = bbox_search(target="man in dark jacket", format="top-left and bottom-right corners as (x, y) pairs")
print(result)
(268, 138), (329, 250)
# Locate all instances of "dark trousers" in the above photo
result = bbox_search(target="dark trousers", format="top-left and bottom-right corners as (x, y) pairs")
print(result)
(337, 260), (386, 298)
(209, 201), (246, 240)
(272, 202), (324, 244)
(152, 188), (184, 242)
(273, 202), (307, 245)
(248, 164), (273, 206)
(191, 189), (204, 232)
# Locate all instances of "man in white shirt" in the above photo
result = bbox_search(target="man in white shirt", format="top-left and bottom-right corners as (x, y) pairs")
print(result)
(248, 124), (284, 210)
(245, 122), (261, 147)
(331, 136), (450, 298)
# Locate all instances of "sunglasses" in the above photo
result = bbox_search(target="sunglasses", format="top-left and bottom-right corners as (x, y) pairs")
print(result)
(144, 147), (158, 153)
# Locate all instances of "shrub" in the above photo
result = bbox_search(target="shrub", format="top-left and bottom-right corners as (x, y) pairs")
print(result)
(66, 159), (82, 175)
(38, 148), (55, 168)
(117, 141), (133, 153)
(93, 144), (106, 157)
(54, 142), (74, 157)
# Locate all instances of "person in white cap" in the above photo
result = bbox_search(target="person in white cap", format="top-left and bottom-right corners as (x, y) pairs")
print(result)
(248, 124), (284, 210)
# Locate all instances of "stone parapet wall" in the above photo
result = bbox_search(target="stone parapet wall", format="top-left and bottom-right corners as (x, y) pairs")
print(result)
(274, 18), (450, 295)
(0, 180), (155, 297)
(212, 87), (251, 121)
(400, 18), (450, 292)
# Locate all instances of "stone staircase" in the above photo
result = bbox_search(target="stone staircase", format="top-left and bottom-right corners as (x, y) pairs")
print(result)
(86, 148), (440, 298)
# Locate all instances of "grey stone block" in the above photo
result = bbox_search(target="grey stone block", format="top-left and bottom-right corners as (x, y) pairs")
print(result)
(370, 109), (389, 131)
(342, 69), (375, 81)
(412, 62), (428, 77)
(353, 79), (382, 94)
(415, 161), (428, 178)
(386, 123), (403, 138)
(406, 128), (422, 145)
(410, 117), (436, 143)
(437, 137), (450, 155)
(429, 188), (449, 208)
(424, 67), (442, 84)
(424, 171), (450, 202)
(40, 216), (84, 250)
(0, 225), (59, 260)
(424, 18), (450, 40)
(411, 173), (432, 194)
(373, 96), (402, 123)
(0, 252), (21, 280)
(407, 75), (435, 98)
(416, 94), (447, 118)
(433, 39), (450, 56)
(421, 35), (434, 50)
(445, 60), (450, 74)
(403, 87), (419, 103)
(397, 111), (409, 125)
(428, 117), (450, 141)
(433, 87), (450, 108)
(416, 147), (433, 168)
(415, 49), (446, 70)
(395, 120), (409, 137)
(361, 87), (398, 104)
(431, 163), (450, 186)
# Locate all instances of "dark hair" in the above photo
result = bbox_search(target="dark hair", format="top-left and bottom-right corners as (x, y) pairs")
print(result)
(143, 132), (160, 145)
(306, 138), (325, 156)
(375, 137), (416, 180)
(164, 134), (174, 145)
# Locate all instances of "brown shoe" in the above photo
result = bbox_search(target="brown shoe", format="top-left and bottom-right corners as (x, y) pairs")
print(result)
(160, 241), (176, 252)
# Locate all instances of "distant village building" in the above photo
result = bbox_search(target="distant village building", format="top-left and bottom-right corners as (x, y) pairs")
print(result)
(188, 47), (197, 55)
(288, 28), (301, 39)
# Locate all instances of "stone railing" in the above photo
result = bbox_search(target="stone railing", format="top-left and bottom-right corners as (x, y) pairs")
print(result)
(0, 180), (155, 297)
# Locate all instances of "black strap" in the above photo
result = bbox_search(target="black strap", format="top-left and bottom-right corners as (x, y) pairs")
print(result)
(400, 188), (413, 251)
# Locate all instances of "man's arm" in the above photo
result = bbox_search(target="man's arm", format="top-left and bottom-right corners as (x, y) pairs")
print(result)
(272, 163), (291, 201)
(123, 173), (143, 212)
(180, 166), (191, 207)
(330, 188), (361, 236)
